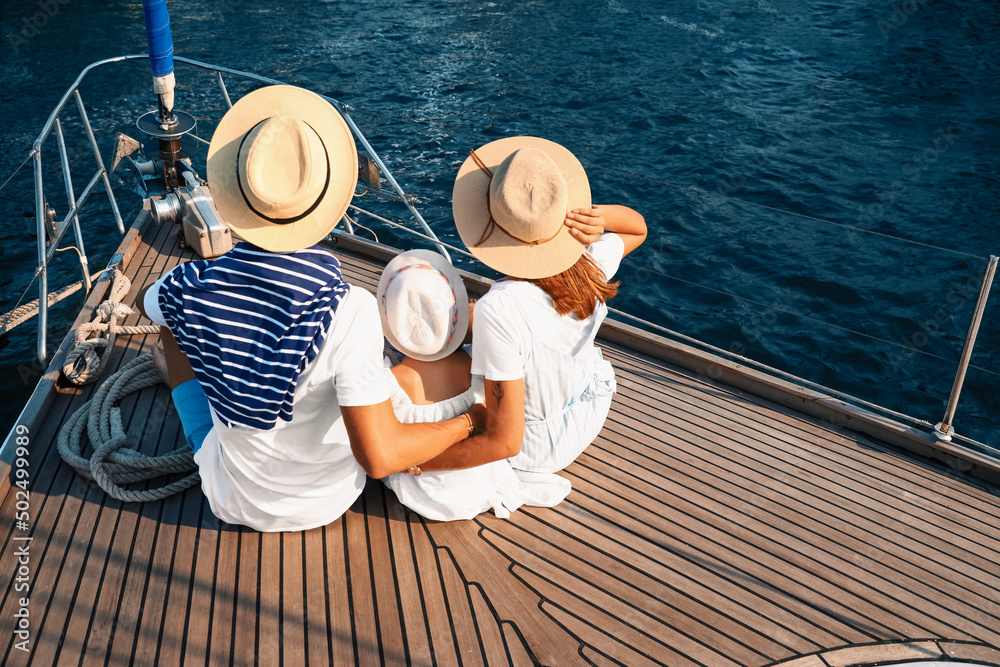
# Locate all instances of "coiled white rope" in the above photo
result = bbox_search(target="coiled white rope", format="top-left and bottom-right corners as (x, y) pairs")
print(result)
(57, 353), (200, 502)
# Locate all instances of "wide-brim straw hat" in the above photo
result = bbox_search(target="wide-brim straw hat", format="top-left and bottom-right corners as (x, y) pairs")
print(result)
(452, 136), (591, 279)
(377, 249), (470, 362)
(207, 85), (358, 252)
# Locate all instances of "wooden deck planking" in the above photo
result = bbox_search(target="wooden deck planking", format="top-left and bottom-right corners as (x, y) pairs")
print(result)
(325, 517), (359, 665)
(484, 521), (752, 667)
(590, 343), (1000, 644)
(0, 214), (174, 662)
(362, 483), (410, 665)
(606, 347), (1000, 569)
(597, 393), (1000, 624)
(278, 531), (307, 666)
(418, 516), (592, 666)
(610, 356), (1000, 595)
(502, 508), (796, 659)
(345, 492), (383, 664)
(606, 342), (1000, 535)
(176, 503), (219, 665)
(63, 211), (187, 666)
(589, 411), (994, 641)
(153, 489), (205, 666)
(586, 435), (993, 643)
(516, 500), (829, 655)
(407, 509), (466, 665)
(384, 498), (435, 665)
(301, 526), (332, 665)
(207, 527), (241, 664)
(3, 218), (1000, 666)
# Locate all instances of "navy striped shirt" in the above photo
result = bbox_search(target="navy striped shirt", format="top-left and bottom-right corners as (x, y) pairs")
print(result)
(158, 242), (349, 430)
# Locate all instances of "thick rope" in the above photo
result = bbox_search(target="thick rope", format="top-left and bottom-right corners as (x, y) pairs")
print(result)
(61, 269), (160, 385)
(0, 271), (102, 336)
(57, 353), (200, 502)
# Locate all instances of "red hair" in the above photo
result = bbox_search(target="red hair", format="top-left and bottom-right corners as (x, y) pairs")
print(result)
(527, 253), (618, 319)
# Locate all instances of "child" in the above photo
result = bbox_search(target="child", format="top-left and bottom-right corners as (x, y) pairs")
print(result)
(377, 250), (571, 521)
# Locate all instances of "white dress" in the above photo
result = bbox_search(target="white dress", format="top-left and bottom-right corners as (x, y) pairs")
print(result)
(382, 354), (571, 521)
(471, 233), (623, 472)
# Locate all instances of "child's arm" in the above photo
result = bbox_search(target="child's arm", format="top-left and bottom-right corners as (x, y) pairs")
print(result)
(565, 204), (647, 256)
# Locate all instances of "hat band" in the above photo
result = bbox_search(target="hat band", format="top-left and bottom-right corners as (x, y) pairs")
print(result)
(468, 148), (565, 249)
(381, 264), (459, 348)
(236, 119), (332, 225)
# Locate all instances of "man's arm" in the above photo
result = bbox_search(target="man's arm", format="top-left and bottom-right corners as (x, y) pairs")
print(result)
(135, 283), (154, 320)
(341, 400), (487, 479)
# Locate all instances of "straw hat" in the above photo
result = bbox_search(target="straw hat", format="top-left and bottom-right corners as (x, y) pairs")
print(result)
(207, 85), (358, 252)
(377, 250), (469, 362)
(452, 136), (591, 279)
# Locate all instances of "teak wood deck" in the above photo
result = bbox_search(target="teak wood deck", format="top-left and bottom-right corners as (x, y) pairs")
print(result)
(2, 211), (1000, 666)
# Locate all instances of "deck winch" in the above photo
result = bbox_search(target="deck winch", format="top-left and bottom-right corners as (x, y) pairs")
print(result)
(150, 169), (233, 258)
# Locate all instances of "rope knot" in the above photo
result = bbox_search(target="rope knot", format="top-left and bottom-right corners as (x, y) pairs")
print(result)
(62, 272), (156, 386)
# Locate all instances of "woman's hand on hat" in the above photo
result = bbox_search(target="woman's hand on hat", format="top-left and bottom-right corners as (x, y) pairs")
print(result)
(565, 206), (606, 246)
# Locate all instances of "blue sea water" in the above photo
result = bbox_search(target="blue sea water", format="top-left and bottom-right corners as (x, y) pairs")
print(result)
(0, 0), (997, 450)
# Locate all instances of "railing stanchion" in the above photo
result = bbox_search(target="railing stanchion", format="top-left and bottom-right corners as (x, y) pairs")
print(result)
(33, 148), (48, 363)
(216, 71), (233, 110)
(934, 255), (998, 441)
(74, 90), (125, 234)
(337, 109), (451, 262)
(55, 118), (92, 293)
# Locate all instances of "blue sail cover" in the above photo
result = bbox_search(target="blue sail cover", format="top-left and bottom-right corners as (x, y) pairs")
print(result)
(142, 0), (174, 78)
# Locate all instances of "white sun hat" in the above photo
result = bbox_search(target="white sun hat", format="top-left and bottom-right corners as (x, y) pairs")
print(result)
(376, 250), (470, 362)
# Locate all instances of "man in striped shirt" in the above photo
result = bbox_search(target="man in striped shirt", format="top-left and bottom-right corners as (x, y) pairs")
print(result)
(140, 86), (484, 531)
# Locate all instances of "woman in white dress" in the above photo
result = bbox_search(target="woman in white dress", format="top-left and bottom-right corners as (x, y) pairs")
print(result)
(420, 136), (647, 473)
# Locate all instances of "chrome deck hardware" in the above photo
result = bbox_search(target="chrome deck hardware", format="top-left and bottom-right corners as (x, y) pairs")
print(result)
(151, 170), (233, 259)
(934, 254), (998, 442)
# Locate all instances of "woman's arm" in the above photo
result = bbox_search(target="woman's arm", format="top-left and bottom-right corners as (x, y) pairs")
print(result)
(342, 400), (487, 479)
(416, 378), (524, 471)
(565, 204), (647, 256)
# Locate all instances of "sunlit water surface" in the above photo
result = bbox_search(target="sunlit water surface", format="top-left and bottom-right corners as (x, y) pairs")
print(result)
(0, 0), (997, 450)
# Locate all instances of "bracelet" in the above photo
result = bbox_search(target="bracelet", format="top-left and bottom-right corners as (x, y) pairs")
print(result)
(464, 413), (475, 436)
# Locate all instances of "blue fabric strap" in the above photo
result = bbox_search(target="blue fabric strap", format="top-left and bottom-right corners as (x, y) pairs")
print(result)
(158, 242), (349, 430)
(141, 0), (174, 77)
(172, 379), (213, 453)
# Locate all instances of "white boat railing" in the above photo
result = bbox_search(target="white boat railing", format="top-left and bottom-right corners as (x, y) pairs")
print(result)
(24, 55), (450, 365)
(15, 56), (998, 458)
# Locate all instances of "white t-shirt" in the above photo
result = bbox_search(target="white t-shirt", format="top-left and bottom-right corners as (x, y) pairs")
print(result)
(146, 282), (389, 532)
(472, 233), (624, 381)
(471, 233), (624, 471)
